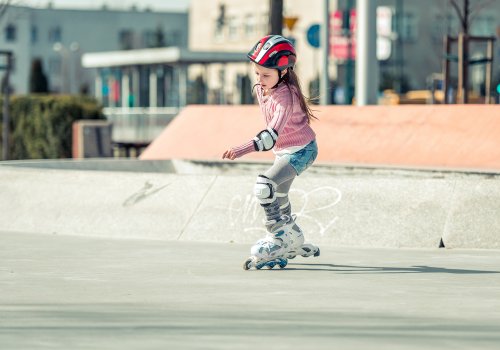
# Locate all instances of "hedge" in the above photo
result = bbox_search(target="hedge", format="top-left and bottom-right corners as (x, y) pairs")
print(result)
(0, 95), (104, 160)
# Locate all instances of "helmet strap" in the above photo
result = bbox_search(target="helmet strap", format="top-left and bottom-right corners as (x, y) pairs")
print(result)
(271, 69), (289, 89)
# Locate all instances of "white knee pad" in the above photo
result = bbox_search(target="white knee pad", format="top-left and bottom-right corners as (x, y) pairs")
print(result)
(254, 175), (277, 206)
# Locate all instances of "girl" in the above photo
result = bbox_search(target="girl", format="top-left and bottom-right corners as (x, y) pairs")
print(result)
(222, 35), (320, 270)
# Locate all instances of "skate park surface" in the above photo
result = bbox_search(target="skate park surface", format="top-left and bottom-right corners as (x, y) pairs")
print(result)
(2, 230), (500, 350)
(1, 159), (500, 349)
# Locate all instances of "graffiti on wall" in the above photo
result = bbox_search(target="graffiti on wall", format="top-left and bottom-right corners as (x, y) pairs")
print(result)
(227, 186), (342, 236)
(123, 181), (170, 207)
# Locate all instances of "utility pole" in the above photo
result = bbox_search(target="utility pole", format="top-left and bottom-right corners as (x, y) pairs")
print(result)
(1, 51), (12, 160)
(355, 0), (378, 105)
(320, 0), (330, 105)
(458, 0), (470, 103)
(394, 0), (404, 93)
(269, 0), (283, 35)
(344, 0), (355, 105)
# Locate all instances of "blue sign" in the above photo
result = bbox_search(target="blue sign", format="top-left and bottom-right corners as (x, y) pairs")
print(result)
(306, 24), (321, 48)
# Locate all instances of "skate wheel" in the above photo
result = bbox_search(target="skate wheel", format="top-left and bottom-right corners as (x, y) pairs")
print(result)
(266, 261), (276, 269)
(255, 261), (266, 269)
(243, 258), (253, 270)
(301, 246), (311, 257)
(278, 258), (288, 269)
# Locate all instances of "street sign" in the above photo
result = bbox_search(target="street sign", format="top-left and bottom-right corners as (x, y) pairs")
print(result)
(283, 16), (299, 31)
(331, 8), (393, 61)
(306, 24), (321, 48)
(331, 10), (356, 60)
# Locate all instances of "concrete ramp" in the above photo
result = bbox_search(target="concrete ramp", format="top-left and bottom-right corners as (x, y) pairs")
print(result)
(1, 165), (499, 249)
(140, 104), (500, 170)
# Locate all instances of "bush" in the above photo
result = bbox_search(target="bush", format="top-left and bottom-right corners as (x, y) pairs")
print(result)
(0, 95), (104, 160)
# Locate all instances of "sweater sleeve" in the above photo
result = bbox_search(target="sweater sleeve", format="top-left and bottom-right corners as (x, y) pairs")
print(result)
(267, 91), (294, 135)
(231, 139), (255, 158)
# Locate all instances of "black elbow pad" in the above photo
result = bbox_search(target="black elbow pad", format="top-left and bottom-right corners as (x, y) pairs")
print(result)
(253, 128), (278, 151)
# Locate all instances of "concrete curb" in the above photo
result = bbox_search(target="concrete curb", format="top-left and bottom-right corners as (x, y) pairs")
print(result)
(1, 163), (499, 249)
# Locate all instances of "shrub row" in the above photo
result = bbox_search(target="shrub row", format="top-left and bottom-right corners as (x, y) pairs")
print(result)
(0, 95), (104, 160)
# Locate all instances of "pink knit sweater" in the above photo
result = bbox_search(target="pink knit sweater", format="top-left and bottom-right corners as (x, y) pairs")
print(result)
(232, 83), (316, 158)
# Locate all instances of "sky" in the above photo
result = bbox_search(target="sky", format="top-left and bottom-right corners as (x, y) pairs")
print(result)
(19, 0), (191, 12)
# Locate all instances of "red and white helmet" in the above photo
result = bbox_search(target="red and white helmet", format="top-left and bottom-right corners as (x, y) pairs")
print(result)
(247, 35), (296, 71)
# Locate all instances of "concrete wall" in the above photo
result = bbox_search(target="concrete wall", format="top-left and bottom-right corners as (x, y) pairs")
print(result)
(1, 163), (499, 249)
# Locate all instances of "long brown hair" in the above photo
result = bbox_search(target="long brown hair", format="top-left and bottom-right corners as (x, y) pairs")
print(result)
(282, 69), (318, 124)
(252, 68), (319, 124)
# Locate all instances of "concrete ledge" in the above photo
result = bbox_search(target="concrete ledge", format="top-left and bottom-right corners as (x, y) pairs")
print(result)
(442, 180), (500, 249)
(1, 163), (499, 249)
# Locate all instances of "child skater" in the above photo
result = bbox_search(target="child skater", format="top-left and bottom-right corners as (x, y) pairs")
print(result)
(222, 35), (320, 270)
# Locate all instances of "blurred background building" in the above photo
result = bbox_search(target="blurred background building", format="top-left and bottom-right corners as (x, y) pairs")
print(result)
(189, 0), (499, 105)
(0, 3), (187, 94)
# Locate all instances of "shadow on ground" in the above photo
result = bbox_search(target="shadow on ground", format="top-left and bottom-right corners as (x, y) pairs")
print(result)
(284, 263), (500, 274)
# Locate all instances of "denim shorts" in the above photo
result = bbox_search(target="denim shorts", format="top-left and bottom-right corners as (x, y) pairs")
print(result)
(283, 140), (318, 176)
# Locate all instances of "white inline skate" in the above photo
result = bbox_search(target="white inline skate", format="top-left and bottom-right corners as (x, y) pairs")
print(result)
(243, 215), (320, 270)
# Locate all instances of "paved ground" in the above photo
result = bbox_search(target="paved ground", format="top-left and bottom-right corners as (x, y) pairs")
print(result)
(1, 231), (500, 349)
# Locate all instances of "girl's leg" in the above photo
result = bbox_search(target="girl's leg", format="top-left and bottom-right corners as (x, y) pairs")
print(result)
(246, 142), (320, 267)
(276, 178), (293, 217)
(254, 156), (297, 231)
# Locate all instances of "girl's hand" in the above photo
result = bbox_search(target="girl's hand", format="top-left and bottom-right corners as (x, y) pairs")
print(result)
(222, 149), (237, 160)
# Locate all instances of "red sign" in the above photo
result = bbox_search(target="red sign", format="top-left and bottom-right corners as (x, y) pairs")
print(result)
(330, 10), (356, 60)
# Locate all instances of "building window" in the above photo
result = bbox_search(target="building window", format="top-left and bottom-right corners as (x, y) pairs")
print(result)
(168, 30), (182, 46)
(49, 26), (62, 43)
(227, 16), (239, 40)
(31, 26), (38, 44)
(214, 4), (226, 41)
(400, 13), (417, 42)
(3, 55), (16, 73)
(214, 18), (224, 41)
(471, 16), (495, 36)
(5, 24), (16, 42)
(245, 14), (256, 37)
(119, 30), (134, 50)
(143, 30), (156, 48)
